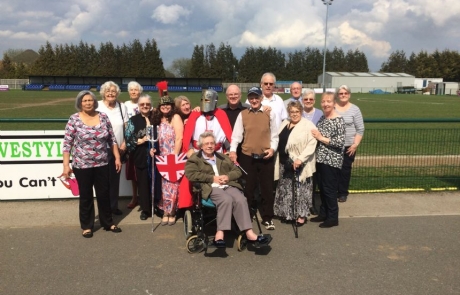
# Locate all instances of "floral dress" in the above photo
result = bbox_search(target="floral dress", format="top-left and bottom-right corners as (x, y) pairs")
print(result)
(156, 121), (179, 214)
(274, 125), (313, 220)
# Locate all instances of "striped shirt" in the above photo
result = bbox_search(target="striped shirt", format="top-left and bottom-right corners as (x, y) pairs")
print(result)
(335, 104), (364, 146)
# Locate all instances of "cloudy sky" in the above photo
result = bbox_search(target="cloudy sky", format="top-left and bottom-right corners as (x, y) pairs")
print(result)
(1, 0), (459, 72)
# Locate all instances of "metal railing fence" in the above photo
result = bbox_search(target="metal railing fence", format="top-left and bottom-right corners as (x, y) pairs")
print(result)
(1, 118), (459, 193)
(351, 119), (460, 192)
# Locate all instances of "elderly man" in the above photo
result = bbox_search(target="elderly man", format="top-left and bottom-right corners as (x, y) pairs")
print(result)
(230, 87), (279, 230)
(185, 131), (272, 248)
(283, 81), (303, 108)
(219, 84), (250, 128)
(245, 72), (287, 131)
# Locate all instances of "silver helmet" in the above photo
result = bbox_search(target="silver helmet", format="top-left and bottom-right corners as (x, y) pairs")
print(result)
(200, 89), (218, 113)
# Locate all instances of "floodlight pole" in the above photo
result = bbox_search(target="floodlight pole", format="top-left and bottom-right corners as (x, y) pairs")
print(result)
(321, 0), (333, 93)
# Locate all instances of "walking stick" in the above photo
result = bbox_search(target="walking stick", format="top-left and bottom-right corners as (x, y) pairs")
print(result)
(147, 125), (159, 232)
(291, 162), (303, 239)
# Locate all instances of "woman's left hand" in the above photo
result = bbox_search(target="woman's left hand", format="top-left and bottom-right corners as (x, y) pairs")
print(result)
(293, 159), (302, 170)
(115, 158), (122, 173)
(346, 144), (358, 156)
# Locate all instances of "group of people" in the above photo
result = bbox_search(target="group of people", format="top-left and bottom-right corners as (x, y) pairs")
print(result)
(62, 73), (364, 241)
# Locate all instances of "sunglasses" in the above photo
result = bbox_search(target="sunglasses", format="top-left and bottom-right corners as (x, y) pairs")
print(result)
(139, 103), (151, 107)
(338, 92), (348, 95)
(263, 82), (274, 86)
(303, 98), (314, 101)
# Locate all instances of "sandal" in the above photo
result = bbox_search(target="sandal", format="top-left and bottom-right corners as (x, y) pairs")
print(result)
(168, 216), (176, 226)
(82, 230), (93, 238)
(161, 215), (168, 226)
(127, 201), (138, 209)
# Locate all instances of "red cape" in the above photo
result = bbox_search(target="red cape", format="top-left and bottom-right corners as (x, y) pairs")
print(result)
(178, 109), (233, 208)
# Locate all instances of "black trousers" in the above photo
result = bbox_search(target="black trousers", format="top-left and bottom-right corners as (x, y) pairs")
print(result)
(135, 166), (152, 214)
(317, 163), (340, 222)
(239, 153), (275, 222)
(107, 149), (121, 211)
(73, 165), (113, 230)
(338, 147), (356, 198)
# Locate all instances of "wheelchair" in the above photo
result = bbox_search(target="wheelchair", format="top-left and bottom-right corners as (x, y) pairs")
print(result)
(183, 183), (271, 254)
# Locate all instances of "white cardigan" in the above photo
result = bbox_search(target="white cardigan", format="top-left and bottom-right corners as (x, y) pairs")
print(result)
(274, 118), (317, 182)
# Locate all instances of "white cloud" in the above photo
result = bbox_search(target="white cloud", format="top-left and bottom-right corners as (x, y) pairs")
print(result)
(336, 22), (391, 58)
(151, 4), (191, 25)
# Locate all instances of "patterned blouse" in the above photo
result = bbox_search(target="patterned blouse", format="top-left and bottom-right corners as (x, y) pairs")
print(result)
(63, 112), (117, 169)
(315, 116), (345, 169)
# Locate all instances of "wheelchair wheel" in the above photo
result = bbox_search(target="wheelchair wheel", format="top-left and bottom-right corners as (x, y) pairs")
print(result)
(237, 234), (248, 252)
(184, 210), (193, 239)
(186, 235), (205, 254)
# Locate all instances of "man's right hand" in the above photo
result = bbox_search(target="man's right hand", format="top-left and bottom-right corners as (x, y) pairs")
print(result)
(229, 151), (237, 163)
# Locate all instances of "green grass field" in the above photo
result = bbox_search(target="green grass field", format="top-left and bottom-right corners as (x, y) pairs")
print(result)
(1, 90), (459, 130)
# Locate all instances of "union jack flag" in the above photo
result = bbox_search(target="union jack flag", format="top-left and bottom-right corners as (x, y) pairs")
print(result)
(155, 153), (187, 182)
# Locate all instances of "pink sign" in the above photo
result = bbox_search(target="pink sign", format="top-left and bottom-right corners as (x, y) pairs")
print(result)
(0, 85), (8, 91)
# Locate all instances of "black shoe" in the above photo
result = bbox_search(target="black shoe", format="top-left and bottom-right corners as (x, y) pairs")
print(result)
(310, 216), (326, 223)
(104, 225), (122, 233)
(212, 239), (226, 248)
(247, 234), (272, 247)
(82, 231), (93, 238)
(112, 209), (123, 215)
(338, 196), (347, 202)
(140, 211), (149, 220)
(319, 221), (338, 228)
(309, 207), (319, 215)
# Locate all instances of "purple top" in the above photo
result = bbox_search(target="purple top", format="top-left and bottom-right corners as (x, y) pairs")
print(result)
(63, 112), (117, 169)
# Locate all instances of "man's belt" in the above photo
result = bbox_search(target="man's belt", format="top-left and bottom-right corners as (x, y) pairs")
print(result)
(192, 140), (222, 151)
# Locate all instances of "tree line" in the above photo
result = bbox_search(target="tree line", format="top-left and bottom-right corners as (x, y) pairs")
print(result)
(1, 38), (459, 82)
(380, 49), (460, 81)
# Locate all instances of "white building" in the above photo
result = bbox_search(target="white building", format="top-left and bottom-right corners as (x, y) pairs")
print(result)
(318, 72), (415, 93)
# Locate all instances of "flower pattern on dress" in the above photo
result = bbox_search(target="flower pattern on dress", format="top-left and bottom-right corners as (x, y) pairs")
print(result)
(63, 112), (116, 169)
(315, 116), (345, 169)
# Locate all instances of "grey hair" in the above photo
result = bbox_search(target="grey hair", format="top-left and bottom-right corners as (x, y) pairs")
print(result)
(301, 88), (316, 98)
(127, 81), (143, 93)
(100, 81), (121, 99)
(337, 85), (351, 94)
(260, 72), (276, 84)
(197, 131), (216, 148)
(138, 93), (152, 105)
(75, 90), (98, 111)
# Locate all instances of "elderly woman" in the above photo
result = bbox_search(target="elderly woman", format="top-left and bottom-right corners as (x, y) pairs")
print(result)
(96, 81), (128, 215)
(185, 132), (271, 248)
(274, 101), (317, 226)
(62, 90), (122, 238)
(311, 92), (345, 228)
(151, 95), (183, 225)
(125, 94), (156, 220)
(335, 85), (364, 202)
(301, 88), (323, 125)
(124, 81), (143, 210)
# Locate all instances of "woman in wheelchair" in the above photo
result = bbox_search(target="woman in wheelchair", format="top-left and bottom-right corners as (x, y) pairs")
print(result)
(184, 131), (271, 248)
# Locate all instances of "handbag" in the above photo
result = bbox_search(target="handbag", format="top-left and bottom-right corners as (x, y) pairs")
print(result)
(58, 170), (79, 196)
(118, 101), (129, 164)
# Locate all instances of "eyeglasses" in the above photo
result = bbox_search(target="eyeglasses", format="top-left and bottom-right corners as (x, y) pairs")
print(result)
(139, 103), (151, 107)
(338, 92), (348, 95)
(303, 98), (314, 101)
(263, 82), (274, 86)
(289, 110), (301, 114)
(105, 90), (117, 94)
(248, 96), (260, 100)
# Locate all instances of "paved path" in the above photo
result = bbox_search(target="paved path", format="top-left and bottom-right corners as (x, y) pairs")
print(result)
(1, 192), (460, 295)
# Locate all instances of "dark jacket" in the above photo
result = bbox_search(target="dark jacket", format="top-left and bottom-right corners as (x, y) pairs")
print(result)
(125, 113), (155, 169)
(185, 151), (243, 200)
